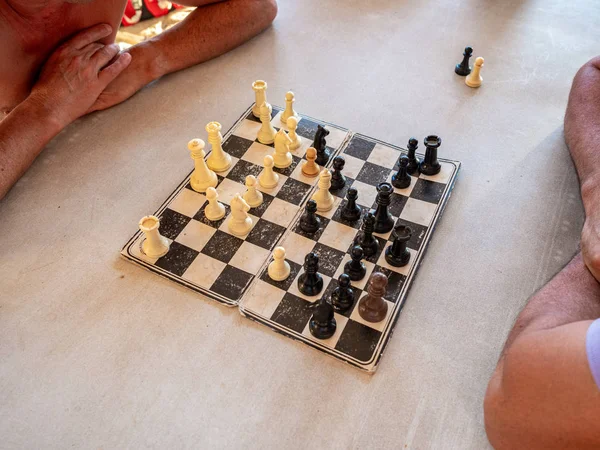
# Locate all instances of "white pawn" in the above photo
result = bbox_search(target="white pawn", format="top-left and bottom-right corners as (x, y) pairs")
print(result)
(258, 154), (279, 189)
(268, 246), (291, 281)
(257, 102), (277, 145)
(188, 138), (217, 193)
(204, 187), (226, 221)
(466, 57), (484, 88)
(205, 121), (231, 172)
(273, 128), (293, 168)
(281, 91), (298, 124)
(287, 116), (302, 151)
(139, 215), (170, 258)
(311, 169), (335, 212)
(243, 175), (263, 207)
(228, 193), (253, 236)
(302, 147), (320, 177)
(252, 80), (270, 118)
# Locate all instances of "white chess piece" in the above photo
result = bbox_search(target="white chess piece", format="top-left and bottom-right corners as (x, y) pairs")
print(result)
(139, 215), (170, 258)
(311, 169), (335, 212)
(281, 91), (298, 124)
(243, 175), (263, 207)
(466, 57), (484, 88)
(188, 139), (217, 193)
(252, 80), (270, 118)
(302, 147), (320, 177)
(257, 102), (277, 144)
(205, 121), (232, 172)
(258, 154), (279, 189)
(268, 246), (291, 281)
(228, 193), (253, 236)
(204, 187), (226, 221)
(286, 116), (302, 151)
(273, 128), (293, 168)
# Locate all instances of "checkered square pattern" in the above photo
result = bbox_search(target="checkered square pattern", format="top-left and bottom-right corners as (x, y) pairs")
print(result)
(122, 104), (350, 306)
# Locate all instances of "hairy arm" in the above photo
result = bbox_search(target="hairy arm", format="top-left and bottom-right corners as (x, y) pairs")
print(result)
(90, 0), (278, 111)
(565, 57), (600, 279)
(484, 254), (600, 449)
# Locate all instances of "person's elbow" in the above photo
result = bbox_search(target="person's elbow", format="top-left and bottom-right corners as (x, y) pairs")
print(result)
(258, 0), (278, 29)
(483, 369), (513, 450)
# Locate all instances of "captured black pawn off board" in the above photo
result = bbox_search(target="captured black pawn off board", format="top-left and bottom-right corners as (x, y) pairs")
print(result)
(455, 46), (473, 76)
(385, 225), (412, 267)
(309, 296), (336, 339)
(344, 245), (367, 281)
(331, 273), (354, 313)
(355, 212), (379, 258)
(341, 187), (362, 222)
(419, 135), (442, 176)
(330, 156), (346, 190)
(300, 199), (321, 234)
(298, 252), (324, 296)
(392, 156), (411, 189)
(313, 125), (331, 166)
(406, 138), (420, 176)
(373, 182), (395, 234)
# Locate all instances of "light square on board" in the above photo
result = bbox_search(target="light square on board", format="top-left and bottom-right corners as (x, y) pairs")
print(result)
(181, 252), (227, 289)
(349, 180), (378, 208)
(169, 188), (206, 218)
(326, 127), (349, 150)
(338, 154), (367, 180)
(241, 141), (276, 166)
(228, 241), (271, 275)
(367, 143), (402, 168)
(385, 172), (417, 197)
(287, 270), (333, 302)
(318, 220), (357, 253)
(270, 292), (314, 333)
(255, 172), (288, 197)
(174, 220), (217, 253)
(279, 231), (317, 265)
(216, 178), (247, 205)
(348, 298), (394, 333)
(218, 213), (260, 239)
(313, 196), (342, 220)
(418, 161), (454, 184)
(242, 279), (286, 319)
(376, 247), (417, 276)
(261, 197), (301, 228)
(289, 162), (321, 186)
(301, 313), (349, 349)
(210, 156), (239, 179)
(233, 119), (262, 141)
(129, 235), (164, 265)
(333, 254), (376, 291)
(399, 198), (438, 227)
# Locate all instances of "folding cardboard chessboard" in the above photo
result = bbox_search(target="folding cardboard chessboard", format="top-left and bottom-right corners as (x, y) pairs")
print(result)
(121, 104), (461, 372)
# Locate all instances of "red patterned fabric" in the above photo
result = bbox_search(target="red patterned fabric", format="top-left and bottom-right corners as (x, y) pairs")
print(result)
(121, 0), (185, 27)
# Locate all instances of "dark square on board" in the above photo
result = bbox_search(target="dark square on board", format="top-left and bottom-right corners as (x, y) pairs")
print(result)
(410, 178), (446, 204)
(329, 177), (354, 199)
(226, 159), (263, 184)
(291, 214), (330, 241)
(210, 265), (254, 301)
(223, 135), (255, 159)
(373, 265), (407, 303)
(294, 118), (320, 141)
(394, 218), (428, 251)
(270, 292), (314, 333)
(323, 278), (362, 318)
(344, 136), (376, 160)
(158, 208), (192, 240)
(248, 192), (275, 218)
(260, 258), (302, 292)
(201, 230), (244, 263)
(193, 203), (230, 229)
(330, 199), (368, 229)
(355, 162), (393, 187)
(273, 155), (302, 177)
(276, 178), (312, 205)
(246, 219), (286, 251)
(335, 320), (382, 362)
(311, 242), (346, 277)
(348, 235), (387, 264)
(154, 241), (199, 277)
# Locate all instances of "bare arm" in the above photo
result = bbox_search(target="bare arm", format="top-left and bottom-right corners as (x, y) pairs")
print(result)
(484, 254), (600, 449)
(90, 0), (278, 111)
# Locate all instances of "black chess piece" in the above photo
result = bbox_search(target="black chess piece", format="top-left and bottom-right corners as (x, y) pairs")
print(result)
(313, 125), (331, 165)
(344, 246), (367, 281)
(391, 156), (411, 189)
(455, 46), (473, 76)
(309, 295), (336, 339)
(331, 273), (355, 313)
(298, 252), (324, 296)
(330, 156), (346, 190)
(419, 135), (442, 176)
(385, 225), (412, 267)
(341, 187), (361, 222)
(372, 182), (395, 234)
(355, 212), (380, 258)
(406, 138), (420, 175)
(299, 200), (321, 234)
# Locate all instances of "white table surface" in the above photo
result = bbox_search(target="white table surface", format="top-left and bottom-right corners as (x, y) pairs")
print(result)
(1, 0), (595, 448)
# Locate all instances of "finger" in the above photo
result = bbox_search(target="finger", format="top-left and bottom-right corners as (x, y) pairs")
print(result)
(91, 44), (120, 71)
(98, 52), (132, 85)
(81, 43), (105, 59)
(69, 24), (113, 50)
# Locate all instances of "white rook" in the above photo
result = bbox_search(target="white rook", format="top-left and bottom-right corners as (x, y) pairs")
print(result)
(139, 215), (170, 258)
(252, 80), (269, 118)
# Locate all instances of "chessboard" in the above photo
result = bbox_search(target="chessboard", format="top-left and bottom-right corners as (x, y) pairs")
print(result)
(121, 103), (460, 372)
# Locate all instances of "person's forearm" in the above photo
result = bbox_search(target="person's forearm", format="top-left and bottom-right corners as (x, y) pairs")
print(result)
(0, 96), (64, 199)
(501, 253), (600, 356)
(129, 0), (277, 82)
(565, 57), (600, 215)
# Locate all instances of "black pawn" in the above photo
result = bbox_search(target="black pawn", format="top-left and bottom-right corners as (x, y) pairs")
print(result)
(455, 46), (473, 76)
(300, 200), (321, 234)
(331, 273), (354, 313)
(344, 246), (367, 281)
(309, 295), (336, 339)
(385, 225), (412, 267)
(298, 252), (323, 296)
(330, 156), (346, 190)
(373, 182), (395, 234)
(406, 138), (420, 175)
(341, 187), (361, 222)
(419, 135), (442, 176)
(391, 156), (411, 189)
(355, 212), (379, 258)
(313, 125), (331, 166)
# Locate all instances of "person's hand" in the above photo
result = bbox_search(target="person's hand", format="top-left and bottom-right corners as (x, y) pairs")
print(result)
(28, 24), (132, 127)
(582, 216), (600, 281)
